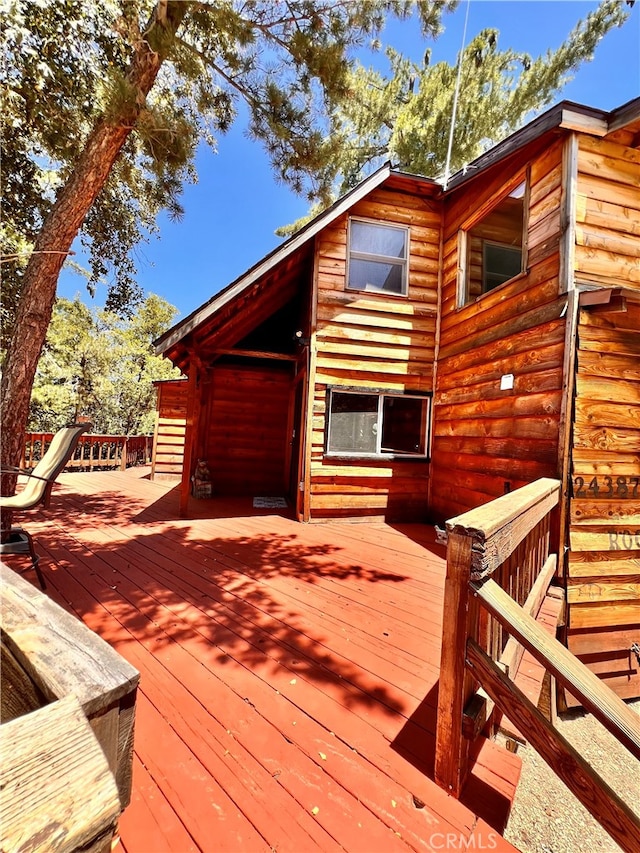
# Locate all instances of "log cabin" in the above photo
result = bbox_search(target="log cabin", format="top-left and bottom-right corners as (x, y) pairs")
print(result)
(154, 96), (639, 700)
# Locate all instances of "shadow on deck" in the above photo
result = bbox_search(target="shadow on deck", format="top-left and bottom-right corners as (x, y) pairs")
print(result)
(3, 469), (521, 853)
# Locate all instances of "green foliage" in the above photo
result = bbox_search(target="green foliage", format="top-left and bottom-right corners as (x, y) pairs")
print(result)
(276, 0), (629, 235)
(1, 0), (446, 346)
(29, 294), (181, 434)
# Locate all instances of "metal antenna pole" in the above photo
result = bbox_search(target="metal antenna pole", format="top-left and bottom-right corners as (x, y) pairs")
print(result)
(443, 0), (471, 190)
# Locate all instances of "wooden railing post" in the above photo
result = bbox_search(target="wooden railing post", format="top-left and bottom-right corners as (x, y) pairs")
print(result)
(120, 438), (128, 471)
(435, 531), (477, 796)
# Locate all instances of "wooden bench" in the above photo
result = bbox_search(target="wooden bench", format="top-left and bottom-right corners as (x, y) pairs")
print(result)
(0, 562), (139, 852)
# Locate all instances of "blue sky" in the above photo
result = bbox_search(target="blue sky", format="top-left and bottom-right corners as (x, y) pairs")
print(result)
(58, 0), (640, 321)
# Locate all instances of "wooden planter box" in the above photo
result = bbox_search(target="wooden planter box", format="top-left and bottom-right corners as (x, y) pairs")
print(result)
(0, 563), (139, 852)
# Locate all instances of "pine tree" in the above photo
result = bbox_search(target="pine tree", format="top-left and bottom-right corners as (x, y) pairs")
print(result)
(2, 0), (451, 511)
(277, 0), (630, 237)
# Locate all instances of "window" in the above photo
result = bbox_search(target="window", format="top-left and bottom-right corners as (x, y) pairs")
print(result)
(327, 390), (429, 458)
(460, 180), (527, 305)
(483, 242), (522, 291)
(347, 219), (409, 296)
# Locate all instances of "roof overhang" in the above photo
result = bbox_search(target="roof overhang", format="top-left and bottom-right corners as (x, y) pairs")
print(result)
(445, 97), (640, 193)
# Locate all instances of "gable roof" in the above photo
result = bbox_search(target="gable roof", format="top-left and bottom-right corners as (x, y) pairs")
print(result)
(156, 96), (640, 359)
(155, 164), (439, 356)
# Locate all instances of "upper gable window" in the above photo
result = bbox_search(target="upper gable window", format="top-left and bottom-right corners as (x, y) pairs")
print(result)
(460, 180), (527, 306)
(347, 219), (409, 296)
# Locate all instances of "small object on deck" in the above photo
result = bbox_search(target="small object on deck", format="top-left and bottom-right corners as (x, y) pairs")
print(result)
(435, 525), (448, 545)
(191, 458), (212, 499)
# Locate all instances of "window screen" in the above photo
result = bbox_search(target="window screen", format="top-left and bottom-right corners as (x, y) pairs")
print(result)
(347, 220), (408, 296)
(327, 392), (378, 454)
(483, 242), (523, 292)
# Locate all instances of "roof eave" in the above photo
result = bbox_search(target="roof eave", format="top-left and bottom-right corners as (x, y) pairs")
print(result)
(444, 100), (614, 193)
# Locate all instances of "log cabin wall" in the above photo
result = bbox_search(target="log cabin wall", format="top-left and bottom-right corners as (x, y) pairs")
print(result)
(203, 363), (292, 496)
(567, 303), (640, 700)
(574, 134), (640, 288)
(565, 127), (640, 700)
(151, 379), (188, 481)
(308, 185), (440, 520)
(431, 138), (568, 520)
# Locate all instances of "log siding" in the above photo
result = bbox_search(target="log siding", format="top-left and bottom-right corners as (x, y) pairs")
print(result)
(431, 140), (567, 520)
(309, 187), (440, 520)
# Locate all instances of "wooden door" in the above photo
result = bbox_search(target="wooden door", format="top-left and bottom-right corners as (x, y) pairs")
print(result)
(205, 364), (292, 496)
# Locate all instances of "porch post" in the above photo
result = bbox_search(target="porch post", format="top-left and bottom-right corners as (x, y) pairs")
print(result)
(180, 352), (201, 517)
(434, 530), (477, 796)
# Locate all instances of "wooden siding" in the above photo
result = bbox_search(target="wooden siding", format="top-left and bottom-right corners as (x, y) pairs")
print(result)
(431, 140), (566, 520)
(309, 186), (440, 520)
(152, 380), (187, 481)
(567, 303), (640, 700)
(575, 135), (640, 288)
(204, 364), (292, 496)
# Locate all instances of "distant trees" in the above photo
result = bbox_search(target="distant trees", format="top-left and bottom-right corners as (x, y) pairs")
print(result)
(29, 294), (180, 435)
(4, 0), (445, 482)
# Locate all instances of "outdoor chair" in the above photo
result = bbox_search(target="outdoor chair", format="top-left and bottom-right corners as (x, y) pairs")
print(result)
(0, 423), (92, 588)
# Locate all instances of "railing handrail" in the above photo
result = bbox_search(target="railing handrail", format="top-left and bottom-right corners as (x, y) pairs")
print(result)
(465, 635), (640, 852)
(22, 432), (153, 472)
(446, 477), (561, 579)
(435, 477), (640, 853)
(23, 431), (150, 441)
(472, 578), (640, 758)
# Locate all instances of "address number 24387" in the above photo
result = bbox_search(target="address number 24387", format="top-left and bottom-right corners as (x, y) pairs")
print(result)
(573, 476), (639, 498)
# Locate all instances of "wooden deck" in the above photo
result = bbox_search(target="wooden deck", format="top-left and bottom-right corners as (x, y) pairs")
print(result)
(3, 469), (522, 853)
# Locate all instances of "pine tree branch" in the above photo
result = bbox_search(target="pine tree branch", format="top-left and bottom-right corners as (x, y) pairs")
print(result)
(173, 35), (262, 111)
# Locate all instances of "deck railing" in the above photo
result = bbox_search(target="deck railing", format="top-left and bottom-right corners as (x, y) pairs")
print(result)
(1, 563), (139, 850)
(434, 478), (640, 852)
(22, 432), (153, 472)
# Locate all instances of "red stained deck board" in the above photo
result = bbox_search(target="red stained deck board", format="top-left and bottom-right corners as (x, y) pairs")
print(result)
(37, 530), (463, 842)
(44, 489), (446, 688)
(38, 545), (355, 852)
(118, 756), (199, 853)
(7, 470), (522, 853)
(37, 541), (458, 851)
(42, 504), (440, 714)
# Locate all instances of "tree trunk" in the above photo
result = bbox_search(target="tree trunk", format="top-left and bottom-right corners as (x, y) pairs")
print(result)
(0, 2), (186, 515)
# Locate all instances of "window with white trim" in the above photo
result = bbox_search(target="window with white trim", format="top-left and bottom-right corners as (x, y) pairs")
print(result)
(326, 389), (430, 458)
(347, 219), (409, 296)
(459, 179), (527, 305)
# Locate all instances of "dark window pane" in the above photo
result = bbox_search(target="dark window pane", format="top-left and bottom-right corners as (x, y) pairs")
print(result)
(348, 259), (404, 294)
(381, 396), (426, 455)
(483, 243), (522, 292)
(350, 221), (406, 259)
(329, 393), (378, 453)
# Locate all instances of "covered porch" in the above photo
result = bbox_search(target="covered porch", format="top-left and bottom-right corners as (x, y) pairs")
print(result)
(2, 468), (522, 852)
